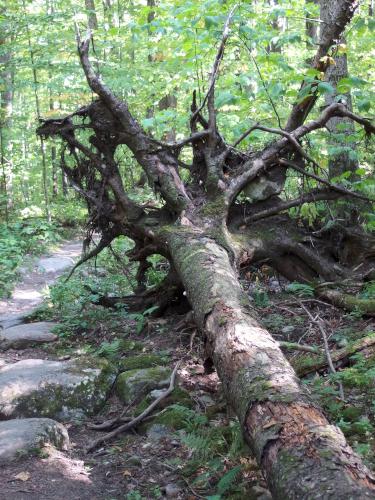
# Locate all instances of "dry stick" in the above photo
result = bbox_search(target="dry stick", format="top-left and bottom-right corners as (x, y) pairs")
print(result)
(108, 244), (136, 293)
(299, 303), (345, 400)
(88, 397), (138, 431)
(278, 341), (322, 354)
(86, 361), (181, 453)
(240, 36), (282, 129)
(279, 158), (374, 203)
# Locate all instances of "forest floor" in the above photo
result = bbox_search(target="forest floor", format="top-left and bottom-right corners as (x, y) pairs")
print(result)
(0, 241), (374, 499)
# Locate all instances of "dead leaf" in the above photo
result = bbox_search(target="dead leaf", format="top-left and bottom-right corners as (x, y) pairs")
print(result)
(14, 472), (30, 482)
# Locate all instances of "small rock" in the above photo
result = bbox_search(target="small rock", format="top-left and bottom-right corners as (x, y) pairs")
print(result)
(0, 357), (116, 420)
(281, 325), (295, 335)
(127, 455), (142, 466)
(0, 418), (69, 463)
(165, 483), (182, 498)
(249, 485), (272, 499)
(38, 256), (73, 274)
(0, 322), (58, 350)
(197, 394), (216, 407)
(146, 424), (172, 442)
(115, 366), (171, 404)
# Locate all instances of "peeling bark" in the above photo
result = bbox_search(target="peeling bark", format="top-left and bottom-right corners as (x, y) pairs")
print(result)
(167, 231), (375, 499)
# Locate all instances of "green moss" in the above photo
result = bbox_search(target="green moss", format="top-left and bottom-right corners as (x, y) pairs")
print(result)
(151, 405), (191, 430)
(135, 387), (193, 416)
(200, 198), (226, 218)
(118, 353), (170, 372)
(115, 366), (171, 403)
(120, 339), (144, 352)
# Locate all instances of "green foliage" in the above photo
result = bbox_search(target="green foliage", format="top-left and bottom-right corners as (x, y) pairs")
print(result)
(253, 287), (269, 308)
(286, 282), (314, 297)
(306, 351), (375, 467)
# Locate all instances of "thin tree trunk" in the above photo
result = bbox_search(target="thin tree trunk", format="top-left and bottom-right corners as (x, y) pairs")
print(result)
(0, 32), (13, 222)
(85, 0), (98, 30)
(23, 0), (51, 221)
(306, 0), (319, 47)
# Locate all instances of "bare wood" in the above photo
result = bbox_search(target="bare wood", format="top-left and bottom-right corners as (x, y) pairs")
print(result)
(278, 341), (322, 354)
(299, 302), (345, 399)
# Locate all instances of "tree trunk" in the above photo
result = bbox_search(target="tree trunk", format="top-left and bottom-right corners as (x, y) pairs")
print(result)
(0, 30), (14, 221)
(23, 0), (51, 221)
(36, 0), (375, 494)
(85, 0), (98, 30)
(167, 230), (375, 499)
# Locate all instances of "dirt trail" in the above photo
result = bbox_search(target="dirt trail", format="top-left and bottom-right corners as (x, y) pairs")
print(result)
(0, 240), (82, 319)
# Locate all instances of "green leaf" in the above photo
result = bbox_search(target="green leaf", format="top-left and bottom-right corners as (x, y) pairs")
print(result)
(357, 99), (371, 112)
(317, 82), (335, 95)
(216, 91), (237, 108)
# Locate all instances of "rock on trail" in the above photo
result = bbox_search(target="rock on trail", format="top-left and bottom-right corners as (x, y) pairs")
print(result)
(0, 322), (58, 350)
(0, 239), (82, 318)
(0, 418), (69, 463)
(0, 357), (116, 420)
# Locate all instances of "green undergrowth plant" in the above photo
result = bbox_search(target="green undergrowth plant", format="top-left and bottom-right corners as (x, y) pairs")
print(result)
(306, 352), (375, 467)
(286, 282), (315, 297)
(165, 405), (252, 498)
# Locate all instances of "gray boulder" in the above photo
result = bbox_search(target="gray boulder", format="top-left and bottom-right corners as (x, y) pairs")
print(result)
(0, 357), (116, 420)
(0, 314), (26, 330)
(0, 322), (58, 350)
(0, 418), (69, 463)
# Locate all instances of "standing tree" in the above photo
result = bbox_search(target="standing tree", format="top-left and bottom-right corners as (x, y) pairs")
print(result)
(38, 1), (375, 497)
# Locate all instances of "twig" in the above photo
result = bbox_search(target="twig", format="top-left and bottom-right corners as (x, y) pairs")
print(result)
(243, 189), (341, 224)
(279, 158), (374, 203)
(299, 303), (345, 400)
(86, 361), (181, 453)
(278, 341), (322, 354)
(240, 36), (282, 128)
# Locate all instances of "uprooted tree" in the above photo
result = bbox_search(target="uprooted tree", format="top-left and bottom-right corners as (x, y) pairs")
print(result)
(37, 1), (375, 497)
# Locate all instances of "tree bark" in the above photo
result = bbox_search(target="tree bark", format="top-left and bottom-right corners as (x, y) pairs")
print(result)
(36, 0), (375, 495)
(167, 230), (375, 499)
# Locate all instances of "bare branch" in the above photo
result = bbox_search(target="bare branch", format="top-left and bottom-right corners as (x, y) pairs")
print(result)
(279, 158), (374, 203)
(149, 130), (210, 150)
(243, 189), (341, 223)
(86, 361), (181, 453)
(239, 37), (282, 128)
(191, 4), (238, 136)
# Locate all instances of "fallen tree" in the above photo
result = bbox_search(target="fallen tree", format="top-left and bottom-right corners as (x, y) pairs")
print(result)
(37, 1), (375, 497)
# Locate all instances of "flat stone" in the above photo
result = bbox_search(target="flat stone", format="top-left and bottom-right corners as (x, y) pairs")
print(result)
(0, 358), (116, 420)
(0, 418), (69, 463)
(0, 322), (58, 350)
(0, 314), (26, 330)
(38, 256), (74, 274)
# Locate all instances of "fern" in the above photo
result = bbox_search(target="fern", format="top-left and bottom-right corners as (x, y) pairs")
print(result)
(286, 282), (314, 297)
(181, 432), (213, 461)
(217, 465), (242, 494)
